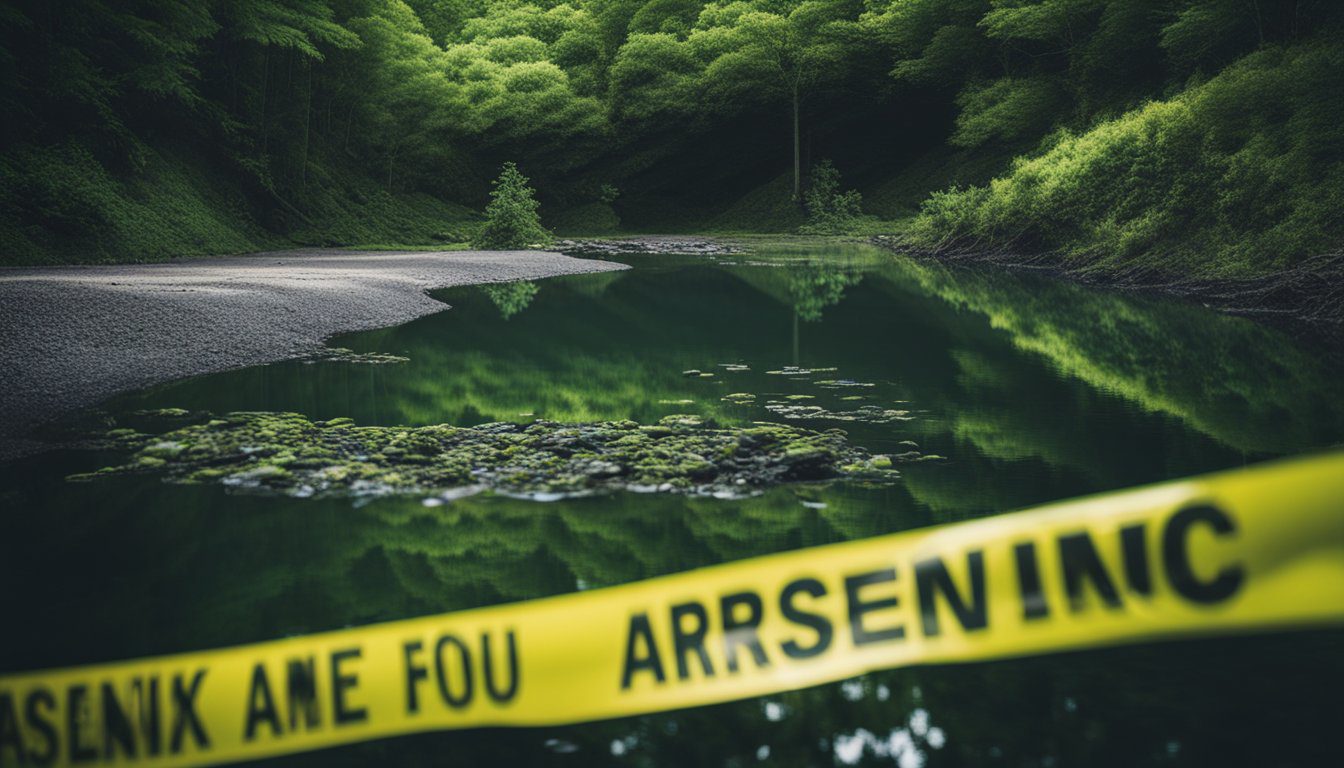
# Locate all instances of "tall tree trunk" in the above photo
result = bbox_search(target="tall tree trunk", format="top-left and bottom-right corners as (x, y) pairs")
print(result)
(792, 86), (801, 201)
(300, 61), (312, 187)
(259, 51), (270, 157)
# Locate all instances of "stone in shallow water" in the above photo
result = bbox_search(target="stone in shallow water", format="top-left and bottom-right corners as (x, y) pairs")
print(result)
(68, 412), (898, 500)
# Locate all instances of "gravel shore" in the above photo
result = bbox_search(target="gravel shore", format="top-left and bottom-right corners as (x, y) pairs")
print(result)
(0, 249), (627, 457)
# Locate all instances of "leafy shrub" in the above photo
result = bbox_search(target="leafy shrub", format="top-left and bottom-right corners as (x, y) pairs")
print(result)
(800, 161), (863, 234)
(908, 39), (1344, 278)
(473, 162), (551, 249)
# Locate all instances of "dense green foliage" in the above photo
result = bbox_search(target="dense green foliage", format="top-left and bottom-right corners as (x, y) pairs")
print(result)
(474, 162), (551, 248)
(0, 0), (1339, 273)
(801, 160), (862, 233)
(909, 37), (1344, 276)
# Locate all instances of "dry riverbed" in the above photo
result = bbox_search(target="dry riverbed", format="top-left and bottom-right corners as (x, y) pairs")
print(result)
(0, 248), (627, 458)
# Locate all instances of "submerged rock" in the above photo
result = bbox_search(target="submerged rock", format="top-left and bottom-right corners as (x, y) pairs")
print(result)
(69, 412), (898, 499)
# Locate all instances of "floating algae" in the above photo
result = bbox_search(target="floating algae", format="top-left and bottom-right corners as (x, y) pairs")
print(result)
(69, 412), (898, 499)
(763, 402), (915, 424)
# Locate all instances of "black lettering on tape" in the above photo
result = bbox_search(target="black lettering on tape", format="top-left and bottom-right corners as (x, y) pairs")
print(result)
(845, 569), (905, 645)
(67, 685), (96, 763)
(434, 635), (473, 709)
(170, 670), (209, 753)
(620, 613), (666, 690)
(101, 682), (136, 758)
(1014, 542), (1049, 620)
(1059, 532), (1122, 612)
(780, 578), (833, 660)
(244, 665), (281, 741)
(915, 551), (988, 637)
(0, 693), (22, 765)
(331, 648), (367, 726)
(403, 641), (428, 714)
(482, 631), (520, 703)
(671, 602), (714, 680)
(1163, 504), (1244, 604)
(720, 592), (770, 674)
(24, 689), (57, 767)
(286, 658), (320, 731)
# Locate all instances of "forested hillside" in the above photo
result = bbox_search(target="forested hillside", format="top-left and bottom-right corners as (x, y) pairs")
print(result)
(0, 0), (1339, 275)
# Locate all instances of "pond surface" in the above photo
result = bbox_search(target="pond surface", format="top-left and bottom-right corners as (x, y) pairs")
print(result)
(2, 243), (1342, 766)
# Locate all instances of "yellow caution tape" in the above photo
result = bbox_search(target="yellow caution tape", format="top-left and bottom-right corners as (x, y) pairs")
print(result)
(2, 452), (1343, 767)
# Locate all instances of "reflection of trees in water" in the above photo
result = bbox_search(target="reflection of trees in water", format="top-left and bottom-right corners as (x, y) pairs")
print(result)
(788, 263), (863, 322)
(7, 479), (918, 664)
(110, 249), (1344, 523)
(878, 256), (1344, 456)
(481, 280), (539, 319)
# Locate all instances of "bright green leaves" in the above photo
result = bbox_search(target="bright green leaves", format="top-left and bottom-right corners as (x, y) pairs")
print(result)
(951, 76), (1062, 148)
(911, 39), (1344, 276)
(474, 161), (551, 248)
(609, 33), (701, 120)
(801, 160), (863, 233)
(222, 0), (361, 60)
(442, 4), (609, 148)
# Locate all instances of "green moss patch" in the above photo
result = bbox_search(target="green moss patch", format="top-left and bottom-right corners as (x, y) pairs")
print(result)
(70, 412), (898, 499)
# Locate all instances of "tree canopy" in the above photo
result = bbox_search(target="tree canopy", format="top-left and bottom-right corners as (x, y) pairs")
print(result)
(1, 0), (1339, 268)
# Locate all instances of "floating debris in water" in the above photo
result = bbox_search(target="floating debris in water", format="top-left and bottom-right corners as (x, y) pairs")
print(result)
(681, 369), (701, 376)
(718, 363), (751, 372)
(302, 347), (409, 365)
(657, 399), (695, 405)
(721, 393), (757, 404)
(892, 451), (945, 463)
(764, 402), (915, 424)
(784, 394), (815, 401)
(764, 366), (838, 376)
(68, 412), (898, 499)
(815, 379), (875, 389)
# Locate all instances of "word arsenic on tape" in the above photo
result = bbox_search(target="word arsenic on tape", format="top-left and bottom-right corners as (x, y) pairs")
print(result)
(2, 452), (1343, 767)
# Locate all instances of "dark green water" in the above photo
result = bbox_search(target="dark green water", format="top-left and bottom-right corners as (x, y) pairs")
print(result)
(2, 244), (1342, 766)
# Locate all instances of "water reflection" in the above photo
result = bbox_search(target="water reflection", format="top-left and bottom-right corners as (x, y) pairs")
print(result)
(3, 243), (1342, 766)
(482, 280), (540, 319)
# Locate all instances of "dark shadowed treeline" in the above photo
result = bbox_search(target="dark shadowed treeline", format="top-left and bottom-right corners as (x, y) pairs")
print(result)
(0, 0), (1340, 273)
